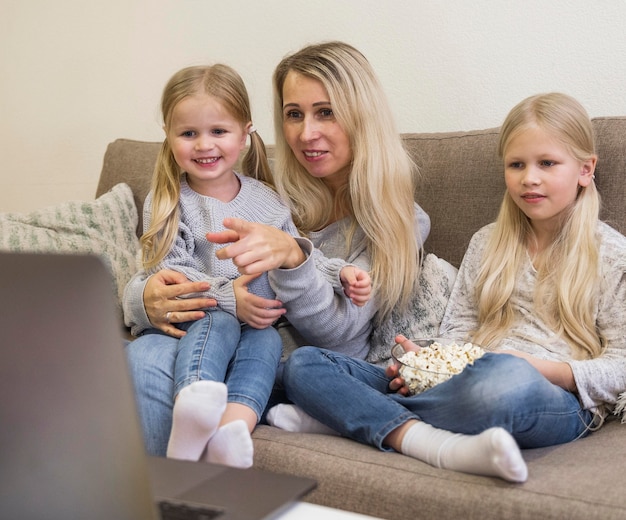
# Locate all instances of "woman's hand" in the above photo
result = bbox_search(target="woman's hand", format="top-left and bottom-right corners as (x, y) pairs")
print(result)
(233, 273), (286, 329)
(207, 217), (306, 274)
(144, 269), (217, 338)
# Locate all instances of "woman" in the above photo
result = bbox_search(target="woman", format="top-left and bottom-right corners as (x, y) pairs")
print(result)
(124, 41), (430, 456)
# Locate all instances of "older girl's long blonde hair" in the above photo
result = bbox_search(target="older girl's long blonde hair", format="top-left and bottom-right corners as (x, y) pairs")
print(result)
(141, 64), (273, 270)
(473, 92), (604, 359)
(272, 41), (421, 323)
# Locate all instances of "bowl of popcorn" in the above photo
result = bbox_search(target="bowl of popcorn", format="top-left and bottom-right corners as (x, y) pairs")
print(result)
(391, 338), (485, 395)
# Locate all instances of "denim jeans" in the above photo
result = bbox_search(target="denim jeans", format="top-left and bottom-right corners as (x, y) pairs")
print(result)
(125, 310), (282, 456)
(125, 331), (177, 455)
(282, 347), (595, 451)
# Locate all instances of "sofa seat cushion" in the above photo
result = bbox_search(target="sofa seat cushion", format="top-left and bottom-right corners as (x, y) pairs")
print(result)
(252, 421), (626, 520)
(0, 183), (139, 312)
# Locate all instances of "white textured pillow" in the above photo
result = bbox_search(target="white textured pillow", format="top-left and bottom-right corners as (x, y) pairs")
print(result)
(367, 253), (458, 366)
(0, 183), (140, 310)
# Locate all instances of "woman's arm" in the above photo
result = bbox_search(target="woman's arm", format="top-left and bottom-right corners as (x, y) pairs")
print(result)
(209, 217), (306, 273)
(123, 191), (217, 337)
(208, 218), (377, 359)
(269, 237), (378, 359)
(123, 269), (215, 338)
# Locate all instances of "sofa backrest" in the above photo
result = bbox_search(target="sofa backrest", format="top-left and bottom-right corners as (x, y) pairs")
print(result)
(96, 117), (626, 268)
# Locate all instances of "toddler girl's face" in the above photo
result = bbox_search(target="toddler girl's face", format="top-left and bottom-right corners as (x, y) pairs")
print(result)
(503, 125), (595, 233)
(167, 93), (247, 198)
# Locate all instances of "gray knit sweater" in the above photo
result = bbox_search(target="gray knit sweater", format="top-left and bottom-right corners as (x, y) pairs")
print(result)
(269, 203), (431, 360)
(440, 221), (626, 418)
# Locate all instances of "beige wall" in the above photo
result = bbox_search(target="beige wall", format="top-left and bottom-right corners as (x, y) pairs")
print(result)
(2, 0), (626, 212)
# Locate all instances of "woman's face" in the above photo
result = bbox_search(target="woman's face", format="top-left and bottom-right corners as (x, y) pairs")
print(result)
(281, 71), (352, 188)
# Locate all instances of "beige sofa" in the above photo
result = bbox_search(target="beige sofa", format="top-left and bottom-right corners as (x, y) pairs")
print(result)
(96, 118), (626, 520)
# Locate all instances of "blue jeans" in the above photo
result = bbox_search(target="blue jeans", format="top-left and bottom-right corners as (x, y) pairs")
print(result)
(282, 347), (596, 451)
(125, 310), (282, 456)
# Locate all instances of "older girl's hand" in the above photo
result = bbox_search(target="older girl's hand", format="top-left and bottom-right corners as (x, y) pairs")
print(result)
(144, 269), (217, 338)
(497, 350), (577, 392)
(207, 217), (306, 274)
(385, 334), (417, 396)
(233, 273), (286, 329)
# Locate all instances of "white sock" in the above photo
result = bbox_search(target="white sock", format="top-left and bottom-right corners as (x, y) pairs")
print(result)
(400, 422), (528, 483)
(166, 381), (227, 461)
(266, 404), (339, 436)
(205, 420), (254, 469)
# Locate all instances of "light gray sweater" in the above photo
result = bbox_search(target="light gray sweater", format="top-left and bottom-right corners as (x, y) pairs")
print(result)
(440, 221), (626, 418)
(269, 204), (431, 360)
(124, 174), (307, 335)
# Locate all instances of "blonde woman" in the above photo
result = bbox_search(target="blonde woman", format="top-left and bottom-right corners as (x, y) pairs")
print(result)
(126, 41), (430, 457)
(209, 40), (430, 358)
(277, 93), (626, 483)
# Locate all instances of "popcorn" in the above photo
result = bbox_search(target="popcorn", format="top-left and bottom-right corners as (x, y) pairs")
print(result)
(397, 340), (485, 395)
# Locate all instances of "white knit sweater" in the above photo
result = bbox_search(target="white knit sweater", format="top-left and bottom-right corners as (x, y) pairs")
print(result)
(440, 221), (626, 417)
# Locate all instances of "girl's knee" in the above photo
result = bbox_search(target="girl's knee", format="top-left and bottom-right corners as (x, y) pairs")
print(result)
(458, 354), (544, 404)
(476, 352), (543, 381)
(496, 353), (548, 387)
(283, 346), (321, 383)
(207, 309), (239, 331)
(286, 345), (319, 365)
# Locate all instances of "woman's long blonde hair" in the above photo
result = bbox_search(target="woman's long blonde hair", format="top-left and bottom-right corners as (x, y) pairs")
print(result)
(473, 92), (604, 359)
(272, 41), (420, 323)
(141, 64), (273, 270)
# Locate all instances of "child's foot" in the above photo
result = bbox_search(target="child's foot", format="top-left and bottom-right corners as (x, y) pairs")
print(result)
(267, 404), (339, 435)
(166, 381), (227, 461)
(401, 423), (528, 483)
(204, 420), (254, 469)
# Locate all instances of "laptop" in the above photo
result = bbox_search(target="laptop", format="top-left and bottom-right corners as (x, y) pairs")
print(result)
(0, 251), (316, 519)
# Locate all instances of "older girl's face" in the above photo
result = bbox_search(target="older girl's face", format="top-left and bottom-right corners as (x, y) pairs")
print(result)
(281, 71), (352, 188)
(504, 125), (596, 238)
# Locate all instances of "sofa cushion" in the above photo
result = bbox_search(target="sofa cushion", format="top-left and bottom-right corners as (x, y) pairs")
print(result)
(252, 420), (626, 520)
(404, 127), (505, 267)
(96, 139), (160, 236)
(0, 183), (139, 312)
(367, 253), (457, 365)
